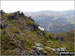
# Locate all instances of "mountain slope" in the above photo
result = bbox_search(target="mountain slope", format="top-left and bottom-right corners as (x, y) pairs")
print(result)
(0, 10), (74, 55)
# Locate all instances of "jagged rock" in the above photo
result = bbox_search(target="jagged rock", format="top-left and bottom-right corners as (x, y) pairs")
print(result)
(28, 16), (34, 22)
(35, 47), (44, 51)
(34, 48), (40, 55)
(0, 21), (7, 29)
(20, 12), (25, 16)
(0, 10), (5, 14)
(14, 11), (20, 16)
(60, 37), (66, 42)
(8, 15), (18, 20)
(23, 23), (39, 31)
(14, 11), (25, 17)
(0, 24), (6, 29)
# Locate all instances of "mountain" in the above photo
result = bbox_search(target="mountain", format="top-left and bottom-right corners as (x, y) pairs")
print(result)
(0, 10), (74, 55)
(25, 10), (75, 33)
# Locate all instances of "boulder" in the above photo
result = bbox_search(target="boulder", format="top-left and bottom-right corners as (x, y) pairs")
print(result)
(0, 21), (7, 29)
(45, 46), (50, 49)
(48, 41), (53, 44)
(60, 37), (66, 42)
(20, 12), (25, 16)
(50, 48), (56, 51)
(56, 37), (59, 40)
(43, 50), (47, 55)
(0, 24), (6, 29)
(35, 47), (44, 51)
(34, 42), (43, 47)
(28, 16), (34, 22)
(0, 10), (5, 14)
(24, 23), (39, 31)
(56, 47), (66, 51)
(8, 15), (18, 20)
(34, 48), (40, 55)
(14, 11), (20, 16)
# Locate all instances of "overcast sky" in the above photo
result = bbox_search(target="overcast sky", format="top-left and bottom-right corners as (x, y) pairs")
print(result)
(1, 1), (74, 12)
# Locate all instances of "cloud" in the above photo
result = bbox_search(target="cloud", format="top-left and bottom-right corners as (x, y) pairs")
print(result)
(1, 1), (74, 12)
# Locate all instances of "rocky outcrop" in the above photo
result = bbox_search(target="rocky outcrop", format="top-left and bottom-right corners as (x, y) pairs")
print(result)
(23, 22), (39, 31)
(0, 10), (5, 14)
(0, 21), (7, 29)
(56, 37), (66, 42)
(8, 15), (18, 20)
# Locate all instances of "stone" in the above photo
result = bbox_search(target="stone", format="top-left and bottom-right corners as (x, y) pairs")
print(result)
(0, 23), (6, 29)
(8, 15), (18, 20)
(0, 10), (5, 14)
(56, 47), (66, 51)
(20, 12), (25, 16)
(43, 50), (47, 55)
(24, 23), (39, 31)
(60, 37), (66, 42)
(28, 16), (34, 22)
(56, 48), (61, 52)
(50, 48), (56, 51)
(56, 37), (59, 40)
(45, 46), (50, 49)
(33, 48), (40, 55)
(14, 11), (20, 16)
(36, 47), (44, 51)
(48, 41), (53, 44)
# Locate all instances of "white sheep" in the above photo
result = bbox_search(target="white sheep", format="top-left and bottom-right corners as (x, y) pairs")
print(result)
(38, 26), (44, 31)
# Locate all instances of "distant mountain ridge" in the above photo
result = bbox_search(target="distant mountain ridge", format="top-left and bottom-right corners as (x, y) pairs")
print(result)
(25, 10), (75, 33)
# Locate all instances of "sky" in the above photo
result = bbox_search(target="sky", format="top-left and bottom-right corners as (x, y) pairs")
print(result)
(1, 1), (74, 12)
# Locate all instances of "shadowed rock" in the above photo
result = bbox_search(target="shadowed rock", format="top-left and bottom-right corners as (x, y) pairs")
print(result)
(0, 24), (6, 29)
(60, 37), (66, 42)
(28, 16), (34, 22)
(24, 23), (39, 31)
(56, 37), (59, 40)
(8, 15), (18, 20)
(0, 21), (7, 29)
(0, 10), (5, 14)
(20, 12), (25, 16)
(14, 11), (20, 16)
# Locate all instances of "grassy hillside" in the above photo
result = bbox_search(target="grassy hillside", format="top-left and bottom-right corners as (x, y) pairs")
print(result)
(0, 10), (74, 55)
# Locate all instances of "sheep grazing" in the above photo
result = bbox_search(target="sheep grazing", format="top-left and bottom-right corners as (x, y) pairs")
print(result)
(38, 26), (44, 31)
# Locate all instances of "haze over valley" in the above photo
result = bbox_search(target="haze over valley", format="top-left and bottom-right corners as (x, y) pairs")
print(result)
(25, 10), (75, 33)
(1, 1), (74, 55)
